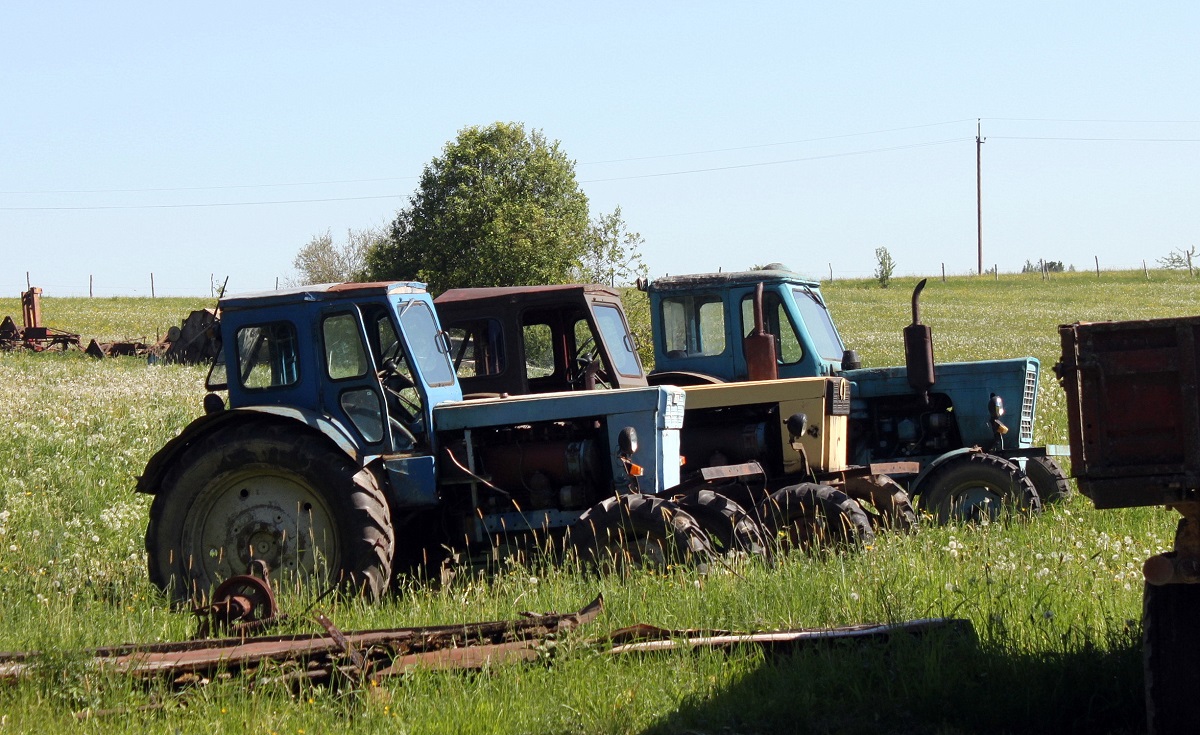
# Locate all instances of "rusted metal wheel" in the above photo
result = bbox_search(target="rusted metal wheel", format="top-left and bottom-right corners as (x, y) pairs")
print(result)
(567, 494), (714, 571)
(1143, 570), (1200, 735)
(1024, 455), (1072, 504)
(759, 483), (875, 550)
(919, 452), (1041, 525)
(672, 488), (769, 558)
(843, 475), (918, 532)
(146, 422), (394, 603)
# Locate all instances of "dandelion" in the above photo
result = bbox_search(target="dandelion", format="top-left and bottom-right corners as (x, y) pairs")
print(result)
(849, 592), (861, 601)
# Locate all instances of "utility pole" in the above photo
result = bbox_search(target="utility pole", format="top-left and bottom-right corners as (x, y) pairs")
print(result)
(976, 119), (984, 276)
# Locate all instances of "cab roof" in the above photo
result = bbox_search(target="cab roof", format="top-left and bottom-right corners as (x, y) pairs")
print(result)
(219, 281), (427, 311)
(647, 269), (821, 293)
(435, 283), (623, 306)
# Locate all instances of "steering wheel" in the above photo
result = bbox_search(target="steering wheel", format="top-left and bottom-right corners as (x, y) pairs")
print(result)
(571, 337), (611, 389)
(377, 358), (423, 436)
(377, 357), (415, 390)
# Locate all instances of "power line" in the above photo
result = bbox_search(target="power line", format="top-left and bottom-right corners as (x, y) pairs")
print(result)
(580, 119), (977, 164)
(580, 138), (972, 183)
(0, 177), (418, 196)
(991, 135), (1200, 142)
(0, 194), (403, 212)
(985, 117), (1200, 124)
(2, 139), (972, 208)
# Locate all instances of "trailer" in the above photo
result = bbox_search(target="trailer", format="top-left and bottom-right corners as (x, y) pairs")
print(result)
(1058, 314), (1200, 735)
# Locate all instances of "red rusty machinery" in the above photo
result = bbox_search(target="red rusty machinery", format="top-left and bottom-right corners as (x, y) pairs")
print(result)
(0, 287), (81, 351)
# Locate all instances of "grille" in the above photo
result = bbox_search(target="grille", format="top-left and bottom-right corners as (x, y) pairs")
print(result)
(1020, 365), (1038, 445)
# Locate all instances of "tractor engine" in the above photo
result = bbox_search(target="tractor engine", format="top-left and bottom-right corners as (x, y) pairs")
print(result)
(444, 421), (604, 513)
(680, 405), (779, 469)
(849, 392), (962, 463)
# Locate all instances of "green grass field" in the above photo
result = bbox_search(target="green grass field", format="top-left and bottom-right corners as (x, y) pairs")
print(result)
(1, 270), (1195, 734)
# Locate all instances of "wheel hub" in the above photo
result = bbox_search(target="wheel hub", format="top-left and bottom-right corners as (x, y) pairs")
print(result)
(182, 466), (339, 587)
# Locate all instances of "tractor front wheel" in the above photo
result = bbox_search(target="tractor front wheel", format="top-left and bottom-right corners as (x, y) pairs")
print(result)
(567, 494), (714, 571)
(919, 452), (1040, 524)
(759, 483), (875, 549)
(146, 422), (394, 603)
(1024, 455), (1072, 504)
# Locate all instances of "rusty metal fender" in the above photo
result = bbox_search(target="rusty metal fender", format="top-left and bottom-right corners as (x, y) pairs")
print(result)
(136, 406), (361, 495)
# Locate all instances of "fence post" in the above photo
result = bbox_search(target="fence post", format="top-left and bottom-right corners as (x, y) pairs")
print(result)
(151, 273), (155, 298)
(941, 263), (946, 282)
(828, 263), (833, 283)
(89, 275), (93, 298)
(1144, 260), (1150, 280)
(994, 265), (998, 281)
(1095, 256), (1100, 279)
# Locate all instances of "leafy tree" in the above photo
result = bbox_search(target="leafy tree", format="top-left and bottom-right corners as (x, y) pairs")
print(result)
(874, 247), (896, 288)
(291, 227), (381, 285)
(576, 206), (648, 286)
(365, 122), (591, 294)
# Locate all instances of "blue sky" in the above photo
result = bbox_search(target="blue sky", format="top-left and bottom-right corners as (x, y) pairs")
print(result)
(3, 2), (1197, 296)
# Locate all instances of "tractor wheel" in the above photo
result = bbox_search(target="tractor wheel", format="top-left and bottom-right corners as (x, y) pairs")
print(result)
(843, 475), (918, 532)
(146, 422), (394, 603)
(672, 488), (769, 558)
(759, 483), (875, 550)
(1024, 455), (1072, 504)
(567, 494), (714, 571)
(1143, 571), (1200, 735)
(919, 452), (1041, 524)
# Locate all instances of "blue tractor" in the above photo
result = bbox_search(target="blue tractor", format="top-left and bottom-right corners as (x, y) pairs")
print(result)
(138, 282), (708, 601)
(643, 268), (1065, 521)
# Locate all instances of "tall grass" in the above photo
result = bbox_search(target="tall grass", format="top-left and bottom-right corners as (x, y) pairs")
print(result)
(3, 273), (1195, 733)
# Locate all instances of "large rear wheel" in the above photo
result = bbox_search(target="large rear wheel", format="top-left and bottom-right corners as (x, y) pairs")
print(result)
(919, 452), (1040, 524)
(146, 422), (394, 602)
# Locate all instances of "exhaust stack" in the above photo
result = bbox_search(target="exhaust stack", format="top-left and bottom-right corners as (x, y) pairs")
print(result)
(903, 278), (935, 403)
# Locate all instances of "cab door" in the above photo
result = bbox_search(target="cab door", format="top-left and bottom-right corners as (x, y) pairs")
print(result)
(317, 305), (391, 454)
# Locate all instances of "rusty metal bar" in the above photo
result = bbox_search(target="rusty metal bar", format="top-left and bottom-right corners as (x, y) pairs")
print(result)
(0, 596), (603, 684)
(606, 617), (974, 655)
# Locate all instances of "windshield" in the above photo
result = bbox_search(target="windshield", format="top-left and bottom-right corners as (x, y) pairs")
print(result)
(396, 299), (456, 387)
(792, 287), (844, 361)
(593, 303), (643, 377)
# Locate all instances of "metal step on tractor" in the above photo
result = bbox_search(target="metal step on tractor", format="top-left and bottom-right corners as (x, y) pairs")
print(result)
(138, 281), (837, 604)
(435, 268), (1063, 529)
(434, 284), (919, 548)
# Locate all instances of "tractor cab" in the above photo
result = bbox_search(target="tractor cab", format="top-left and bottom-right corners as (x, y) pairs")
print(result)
(207, 282), (462, 455)
(435, 284), (647, 396)
(645, 269), (848, 385)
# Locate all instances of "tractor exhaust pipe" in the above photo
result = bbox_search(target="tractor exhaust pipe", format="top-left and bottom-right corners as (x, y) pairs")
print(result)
(904, 278), (935, 403)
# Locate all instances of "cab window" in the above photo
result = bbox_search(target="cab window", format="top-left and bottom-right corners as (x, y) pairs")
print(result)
(592, 303), (643, 377)
(397, 300), (455, 387)
(322, 312), (370, 380)
(447, 319), (506, 378)
(236, 322), (299, 389)
(660, 295), (725, 357)
(740, 293), (804, 365)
